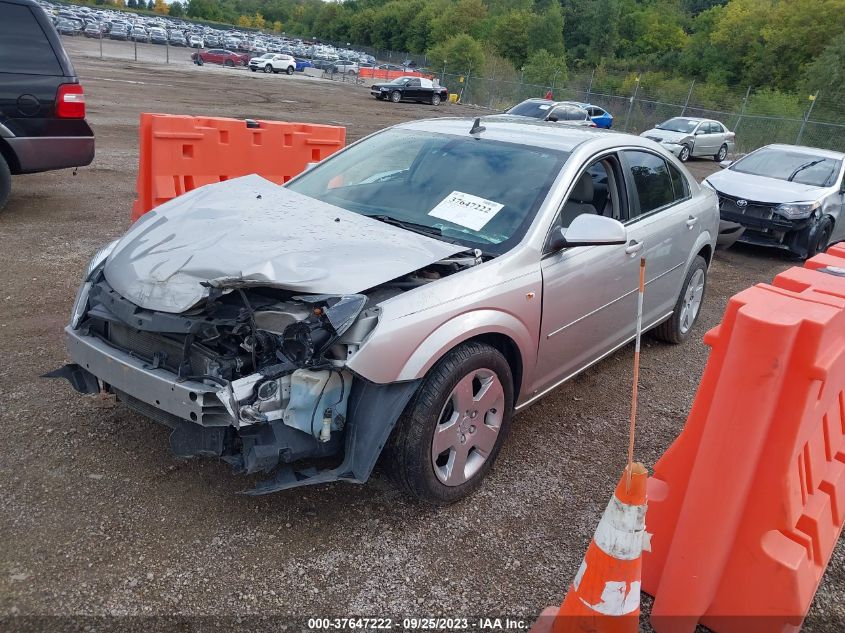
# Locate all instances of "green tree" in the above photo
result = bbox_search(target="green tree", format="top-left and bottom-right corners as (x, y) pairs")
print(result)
(523, 48), (568, 88)
(168, 1), (184, 17)
(802, 31), (845, 104)
(492, 10), (531, 68)
(428, 33), (484, 74)
(146, 0), (153, 10)
(126, 0), (137, 8)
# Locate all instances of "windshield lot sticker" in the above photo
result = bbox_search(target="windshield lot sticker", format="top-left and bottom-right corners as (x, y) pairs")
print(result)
(429, 191), (504, 231)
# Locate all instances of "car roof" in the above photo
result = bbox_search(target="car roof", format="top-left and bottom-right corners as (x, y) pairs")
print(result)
(758, 144), (845, 160)
(395, 116), (629, 153)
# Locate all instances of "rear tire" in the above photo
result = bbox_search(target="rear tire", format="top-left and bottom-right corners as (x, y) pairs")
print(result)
(715, 144), (728, 162)
(224, 59), (234, 67)
(431, 93), (441, 106)
(382, 341), (514, 505)
(0, 153), (10, 212)
(286, 66), (294, 75)
(652, 256), (708, 344)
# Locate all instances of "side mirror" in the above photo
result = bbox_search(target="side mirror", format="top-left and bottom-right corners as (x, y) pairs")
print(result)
(719, 159), (733, 169)
(546, 113), (559, 123)
(550, 214), (628, 251)
(695, 129), (705, 135)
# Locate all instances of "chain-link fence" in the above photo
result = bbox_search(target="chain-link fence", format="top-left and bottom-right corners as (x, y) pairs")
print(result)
(441, 68), (845, 156)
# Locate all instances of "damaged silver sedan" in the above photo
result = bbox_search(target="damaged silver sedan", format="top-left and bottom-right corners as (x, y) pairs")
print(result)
(50, 117), (718, 504)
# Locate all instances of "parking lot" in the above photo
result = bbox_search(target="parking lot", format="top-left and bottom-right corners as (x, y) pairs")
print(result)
(1, 36), (843, 628)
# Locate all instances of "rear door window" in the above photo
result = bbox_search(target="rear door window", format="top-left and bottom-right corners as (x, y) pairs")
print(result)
(0, 2), (63, 76)
(623, 150), (677, 219)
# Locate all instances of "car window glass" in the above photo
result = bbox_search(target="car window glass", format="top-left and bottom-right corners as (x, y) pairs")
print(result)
(556, 159), (620, 232)
(288, 129), (569, 255)
(668, 162), (689, 200)
(0, 3), (62, 76)
(409, 79), (420, 87)
(623, 151), (676, 218)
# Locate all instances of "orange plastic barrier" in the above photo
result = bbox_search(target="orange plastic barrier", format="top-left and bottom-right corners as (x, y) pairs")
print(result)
(642, 245), (845, 633)
(130, 113), (346, 221)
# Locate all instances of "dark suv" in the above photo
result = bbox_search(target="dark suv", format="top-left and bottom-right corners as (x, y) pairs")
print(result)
(0, 0), (95, 211)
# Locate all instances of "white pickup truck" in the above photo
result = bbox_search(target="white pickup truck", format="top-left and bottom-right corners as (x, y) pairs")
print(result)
(248, 53), (296, 75)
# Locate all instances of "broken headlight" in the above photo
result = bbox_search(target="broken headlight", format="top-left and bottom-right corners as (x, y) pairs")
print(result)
(775, 201), (820, 220)
(71, 240), (119, 328)
(280, 294), (367, 367)
(85, 239), (119, 281)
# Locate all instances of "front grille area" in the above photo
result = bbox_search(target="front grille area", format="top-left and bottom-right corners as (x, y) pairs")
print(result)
(717, 193), (799, 231)
(107, 322), (217, 377)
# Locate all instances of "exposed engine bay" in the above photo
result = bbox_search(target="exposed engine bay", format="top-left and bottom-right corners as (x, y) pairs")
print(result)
(50, 250), (483, 494)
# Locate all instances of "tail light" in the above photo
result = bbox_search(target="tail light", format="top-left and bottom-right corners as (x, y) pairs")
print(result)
(56, 84), (86, 118)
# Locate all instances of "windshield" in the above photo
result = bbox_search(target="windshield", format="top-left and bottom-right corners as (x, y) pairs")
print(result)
(506, 101), (553, 119)
(259, 53), (273, 59)
(388, 77), (412, 85)
(287, 129), (569, 256)
(656, 118), (700, 133)
(731, 147), (842, 187)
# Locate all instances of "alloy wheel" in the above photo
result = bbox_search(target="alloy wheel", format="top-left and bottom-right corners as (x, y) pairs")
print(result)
(679, 268), (705, 334)
(431, 368), (504, 486)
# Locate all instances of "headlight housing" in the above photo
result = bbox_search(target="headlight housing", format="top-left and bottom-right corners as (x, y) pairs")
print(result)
(775, 201), (820, 220)
(71, 240), (119, 329)
(701, 179), (715, 191)
(84, 239), (119, 282)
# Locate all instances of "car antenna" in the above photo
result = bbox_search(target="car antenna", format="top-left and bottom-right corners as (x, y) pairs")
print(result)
(469, 117), (486, 136)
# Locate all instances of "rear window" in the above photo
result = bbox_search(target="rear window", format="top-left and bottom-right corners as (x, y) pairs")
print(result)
(0, 2), (63, 76)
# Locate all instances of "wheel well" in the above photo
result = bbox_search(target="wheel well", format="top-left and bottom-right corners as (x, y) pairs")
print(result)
(0, 138), (20, 174)
(464, 333), (523, 402)
(697, 244), (713, 266)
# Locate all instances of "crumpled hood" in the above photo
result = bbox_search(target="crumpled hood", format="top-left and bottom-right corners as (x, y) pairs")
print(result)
(705, 169), (824, 204)
(104, 175), (462, 313)
(641, 128), (691, 143)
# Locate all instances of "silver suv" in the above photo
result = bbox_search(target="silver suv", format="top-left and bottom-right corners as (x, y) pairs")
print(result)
(51, 117), (718, 504)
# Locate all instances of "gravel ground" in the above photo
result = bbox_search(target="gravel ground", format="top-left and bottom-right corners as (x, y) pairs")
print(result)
(1, 37), (842, 631)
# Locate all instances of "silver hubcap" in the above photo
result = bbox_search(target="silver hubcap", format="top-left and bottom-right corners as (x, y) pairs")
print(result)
(431, 368), (504, 486)
(679, 268), (705, 334)
(718, 147), (726, 160)
(681, 147), (690, 161)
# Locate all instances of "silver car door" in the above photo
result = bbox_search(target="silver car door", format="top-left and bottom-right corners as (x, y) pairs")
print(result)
(691, 122), (712, 156)
(535, 155), (641, 394)
(620, 149), (700, 326)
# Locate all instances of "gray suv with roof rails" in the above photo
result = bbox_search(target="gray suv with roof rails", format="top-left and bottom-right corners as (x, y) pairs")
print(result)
(0, 0), (95, 211)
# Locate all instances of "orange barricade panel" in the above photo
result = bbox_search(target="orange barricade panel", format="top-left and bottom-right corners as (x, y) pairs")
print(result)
(643, 246), (845, 633)
(130, 113), (345, 221)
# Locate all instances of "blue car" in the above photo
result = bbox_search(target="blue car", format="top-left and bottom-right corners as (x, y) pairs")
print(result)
(294, 58), (313, 72)
(573, 102), (614, 129)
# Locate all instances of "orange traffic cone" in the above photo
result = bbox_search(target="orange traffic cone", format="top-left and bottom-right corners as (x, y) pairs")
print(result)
(533, 463), (650, 633)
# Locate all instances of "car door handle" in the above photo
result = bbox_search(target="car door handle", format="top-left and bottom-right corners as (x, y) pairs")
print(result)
(625, 240), (643, 255)
(686, 215), (698, 229)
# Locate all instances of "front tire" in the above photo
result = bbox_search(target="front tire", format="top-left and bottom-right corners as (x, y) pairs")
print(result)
(652, 255), (707, 344)
(678, 144), (691, 162)
(264, 64), (273, 73)
(0, 153), (11, 211)
(224, 59), (234, 67)
(715, 144), (728, 162)
(808, 217), (833, 258)
(390, 90), (402, 103)
(383, 342), (514, 505)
